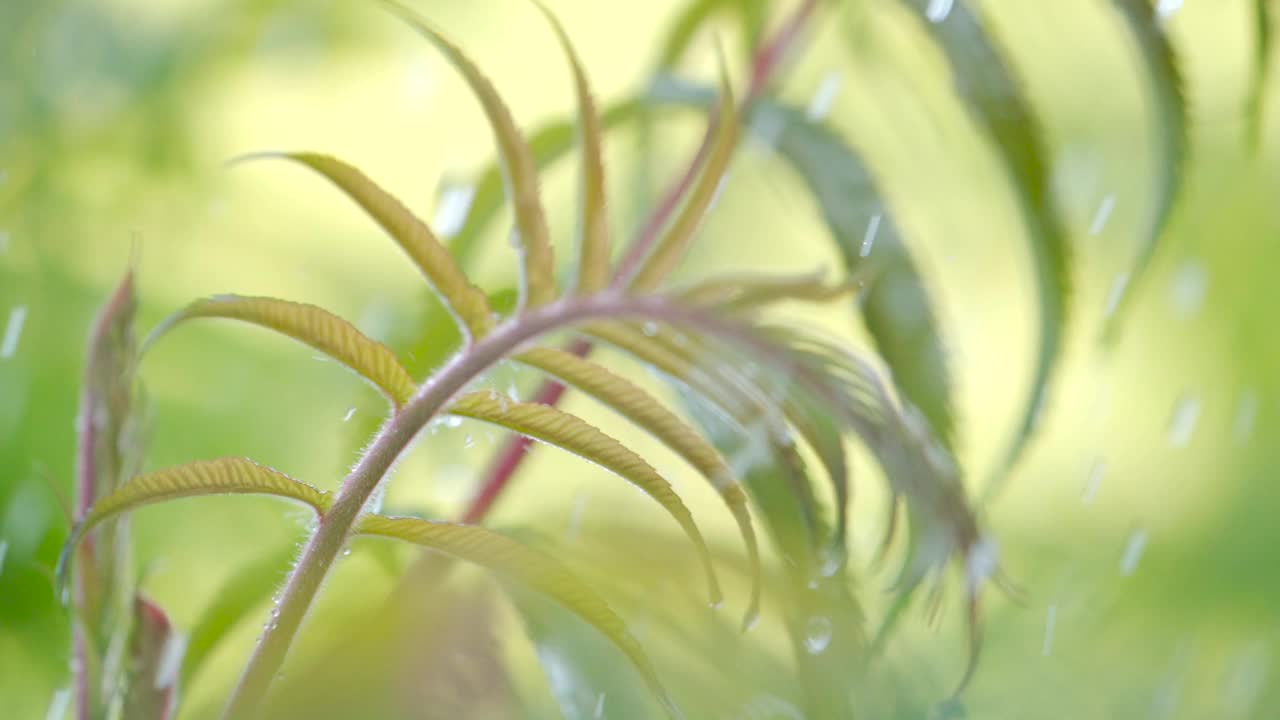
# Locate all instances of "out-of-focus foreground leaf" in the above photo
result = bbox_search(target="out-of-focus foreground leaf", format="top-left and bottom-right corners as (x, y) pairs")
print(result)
(355, 514), (682, 719)
(1102, 0), (1189, 342)
(897, 0), (1070, 492)
(125, 595), (183, 720)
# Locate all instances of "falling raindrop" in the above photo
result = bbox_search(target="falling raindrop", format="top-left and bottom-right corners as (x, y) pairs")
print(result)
(463, 433), (474, 449)
(861, 214), (881, 258)
(342, 548), (352, 557)
(594, 693), (606, 719)
(1103, 272), (1130, 318)
(433, 183), (476, 239)
(1156, 0), (1183, 22)
(342, 407), (357, 423)
(1169, 260), (1207, 318)
(803, 616), (832, 654)
(925, 0), (954, 23)
(1089, 194), (1116, 236)
(565, 493), (588, 541)
(46, 688), (71, 720)
(806, 71), (843, 122)
(1042, 603), (1058, 656)
(1, 305), (27, 359)
(1082, 458), (1106, 505)
(1166, 394), (1201, 448)
(1233, 389), (1259, 444)
(1119, 528), (1148, 577)
(0, 539), (7, 577)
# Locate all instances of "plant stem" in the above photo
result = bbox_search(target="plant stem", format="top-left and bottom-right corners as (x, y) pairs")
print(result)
(459, 0), (820, 526)
(222, 293), (709, 718)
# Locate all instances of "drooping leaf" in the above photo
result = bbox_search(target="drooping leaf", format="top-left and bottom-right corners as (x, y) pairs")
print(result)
(1102, 0), (1189, 342)
(146, 295), (417, 408)
(1248, 0), (1275, 149)
(533, 2), (611, 294)
(646, 78), (951, 530)
(383, 0), (558, 308)
(897, 0), (1070, 492)
(443, 391), (721, 608)
(251, 152), (494, 339)
(516, 345), (761, 626)
(626, 59), (740, 291)
(354, 514), (682, 719)
(126, 595), (183, 720)
(58, 458), (330, 594)
(180, 542), (297, 688)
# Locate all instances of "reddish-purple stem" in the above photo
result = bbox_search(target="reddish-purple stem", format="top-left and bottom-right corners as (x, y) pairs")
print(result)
(455, 1), (818, 525)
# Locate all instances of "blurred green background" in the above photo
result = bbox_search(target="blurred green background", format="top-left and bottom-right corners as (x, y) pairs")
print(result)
(2, 0), (1279, 717)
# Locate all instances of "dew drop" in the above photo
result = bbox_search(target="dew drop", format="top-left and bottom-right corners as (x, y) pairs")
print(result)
(1234, 389), (1259, 444)
(1089, 194), (1116, 236)
(925, 0), (954, 23)
(1, 305), (28, 359)
(1166, 394), (1200, 448)
(1120, 528), (1148, 577)
(46, 687), (71, 720)
(1082, 458), (1106, 505)
(342, 407), (357, 423)
(642, 321), (659, 337)
(861, 214), (881, 258)
(432, 183), (476, 239)
(342, 548), (352, 557)
(1169, 260), (1207, 318)
(804, 616), (832, 654)
(805, 71), (843, 122)
(445, 416), (463, 429)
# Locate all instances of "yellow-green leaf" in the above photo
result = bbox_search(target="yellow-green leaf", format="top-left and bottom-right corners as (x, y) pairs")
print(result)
(679, 269), (859, 309)
(355, 514), (680, 718)
(517, 345), (761, 627)
(533, 2), (611, 293)
(59, 459), (330, 594)
(627, 58), (739, 291)
(384, 0), (557, 308)
(262, 152), (493, 339)
(146, 295), (417, 408)
(444, 391), (721, 607)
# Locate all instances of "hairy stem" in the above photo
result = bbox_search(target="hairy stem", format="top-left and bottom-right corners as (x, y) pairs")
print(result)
(223, 293), (719, 718)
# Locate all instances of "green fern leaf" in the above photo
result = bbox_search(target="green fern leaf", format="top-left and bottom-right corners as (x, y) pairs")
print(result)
(533, 2), (612, 293)
(516, 345), (761, 626)
(59, 459), (330, 594)
(1103, 0), (1189, 342)
(383, 0), (558, 308)
(444, 391), (721, 608)
(258, 152), (494, 339)
(146, 295), (418, 408)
